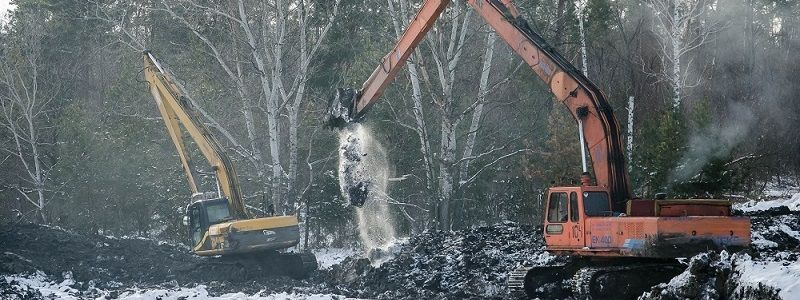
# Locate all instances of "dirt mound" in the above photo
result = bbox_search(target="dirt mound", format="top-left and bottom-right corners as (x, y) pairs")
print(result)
(744, 206), (800, 254)
(641, 251), (783, 300)
(0, 224), (305, 295)
(643, 207), (799, 300)
(322, 221), (546, 299)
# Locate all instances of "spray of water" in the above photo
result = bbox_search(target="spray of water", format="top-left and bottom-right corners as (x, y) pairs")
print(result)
(338, 124), (396, 258)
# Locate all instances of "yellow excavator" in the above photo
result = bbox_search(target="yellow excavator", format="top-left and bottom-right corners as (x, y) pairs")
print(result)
(142, 51), (316, 277)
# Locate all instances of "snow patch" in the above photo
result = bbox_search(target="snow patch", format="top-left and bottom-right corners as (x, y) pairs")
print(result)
(751, 231), (779, 249)
(736, 192), (800, 212)
(734, 253), (800, 300)
(110, 288), (351, 300)
(2, 271), (79, 300)
(313, 248), (360, 270)
(2, 272), (357, 300)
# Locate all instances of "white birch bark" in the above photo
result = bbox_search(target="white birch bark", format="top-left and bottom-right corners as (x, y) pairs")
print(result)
(426, 1), (471, 230)
(627, 96), (635, 172)
(459, 31), (496, 184)
(646, 0), (717, 110)
(576, 0), (589, 77)
(390, 0), (435, 191)
(151, 0), (339, 215)
(286, 0), (340, 212)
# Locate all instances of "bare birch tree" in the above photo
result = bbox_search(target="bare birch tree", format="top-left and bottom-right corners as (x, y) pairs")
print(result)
(646, 0), (718, 110)
(0, 9), (59, 223)
(95, 0), (340, 215)
(576, 0), (589, 77)
(458, 31), (496, 186)
(422, 1), (473, 230)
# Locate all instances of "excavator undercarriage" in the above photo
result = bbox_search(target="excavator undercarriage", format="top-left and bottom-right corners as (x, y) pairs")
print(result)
(200, 252), (318, 280)
(509, 258), (684, 299)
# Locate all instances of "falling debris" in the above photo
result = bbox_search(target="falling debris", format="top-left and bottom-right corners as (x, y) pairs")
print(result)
(338, 124), (373, 207)
(337, 123), (397, 254)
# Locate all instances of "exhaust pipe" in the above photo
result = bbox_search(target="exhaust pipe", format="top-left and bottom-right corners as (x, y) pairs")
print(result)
(576, 106), (592, 186)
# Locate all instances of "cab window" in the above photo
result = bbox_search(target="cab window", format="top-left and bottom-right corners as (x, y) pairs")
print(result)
(206, 202), (232, 225)
(570, 192), (579, 222)
(584, 191), (611, 216)
(547, 192), (569, 223)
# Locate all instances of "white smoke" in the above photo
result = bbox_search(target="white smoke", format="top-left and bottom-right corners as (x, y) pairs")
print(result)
(671, 102), (755, 182)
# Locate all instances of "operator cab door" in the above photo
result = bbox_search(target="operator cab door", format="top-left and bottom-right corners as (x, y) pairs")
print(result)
(568, 191), (584, 247)
(544, 189), (584, 248)
(187, 203), (207, 249)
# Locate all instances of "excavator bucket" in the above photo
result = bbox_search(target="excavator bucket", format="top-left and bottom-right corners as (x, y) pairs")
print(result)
(325, 88), (359, 130)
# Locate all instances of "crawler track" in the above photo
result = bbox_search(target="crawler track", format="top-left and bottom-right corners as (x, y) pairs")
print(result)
(509, 258), (682, 299)
(209, 252), (318, 280)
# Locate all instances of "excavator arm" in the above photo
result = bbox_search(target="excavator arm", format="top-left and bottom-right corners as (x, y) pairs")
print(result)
(326, 0), (632, 210)
(143, 51), (249, 219)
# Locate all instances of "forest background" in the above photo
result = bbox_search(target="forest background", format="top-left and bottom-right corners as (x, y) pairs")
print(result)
(1, 0), (798, 247)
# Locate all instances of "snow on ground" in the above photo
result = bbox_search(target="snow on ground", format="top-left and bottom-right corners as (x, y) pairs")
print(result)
(762, 179), (800, 198)
(736, 192), (800, 212)
(751, 231), (780, 249)
(2, 271), (80, 300)
(1, 272), (356, 300)
(734, 253), (800, 300)
(109, 289), (351, 300)
(312, 248), (360, 270)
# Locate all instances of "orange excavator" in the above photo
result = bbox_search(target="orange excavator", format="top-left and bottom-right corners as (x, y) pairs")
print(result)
(326, 0), (751, 298)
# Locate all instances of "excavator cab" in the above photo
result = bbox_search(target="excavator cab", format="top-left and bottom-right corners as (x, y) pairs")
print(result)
(544, 186), (616, 251)
(185, 194), (233, 248)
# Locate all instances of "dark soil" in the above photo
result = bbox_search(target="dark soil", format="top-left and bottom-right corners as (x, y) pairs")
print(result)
(0, 224), (308, 295)
(745, 207), (800, 254)
(320, 221), (545, 299)
(3, 208), (797, 300)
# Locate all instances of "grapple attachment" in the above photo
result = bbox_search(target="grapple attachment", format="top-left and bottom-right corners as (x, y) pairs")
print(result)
(325, 88), (359, 129)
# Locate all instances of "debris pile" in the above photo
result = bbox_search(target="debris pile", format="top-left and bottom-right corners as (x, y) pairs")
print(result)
(2, 197), (800, 299)
(323, 221), (550, 299)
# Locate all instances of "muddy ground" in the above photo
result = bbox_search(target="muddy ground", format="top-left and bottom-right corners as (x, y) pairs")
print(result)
(2, 207), (798, 299)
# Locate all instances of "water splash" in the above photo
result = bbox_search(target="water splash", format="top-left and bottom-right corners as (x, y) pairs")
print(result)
(338, 124), (396, 256)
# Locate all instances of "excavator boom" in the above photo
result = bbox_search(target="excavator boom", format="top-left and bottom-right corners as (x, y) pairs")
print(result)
(327, 0), (631, 209)
(142, 52), (314, 275)
(143, 52), (248, 219)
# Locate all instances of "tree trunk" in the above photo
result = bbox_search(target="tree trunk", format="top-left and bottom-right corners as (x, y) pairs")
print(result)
(670, 1), (683, 110)
(438, 117), (456, 230)
(459, 31), (496, 183)
(554, 0), (568, 44)
(627, 96), (634, 172)
(389, 0), (435, 191)
(577, 1), (589, 77)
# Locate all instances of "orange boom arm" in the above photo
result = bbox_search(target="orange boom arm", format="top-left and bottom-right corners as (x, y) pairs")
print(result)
(334, 0), (632, 210)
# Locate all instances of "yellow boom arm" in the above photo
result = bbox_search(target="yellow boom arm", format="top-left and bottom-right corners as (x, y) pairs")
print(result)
(143, 51), (249, 219)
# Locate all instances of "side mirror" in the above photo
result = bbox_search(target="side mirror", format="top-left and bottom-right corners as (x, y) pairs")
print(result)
(182, 216), (189, 226)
